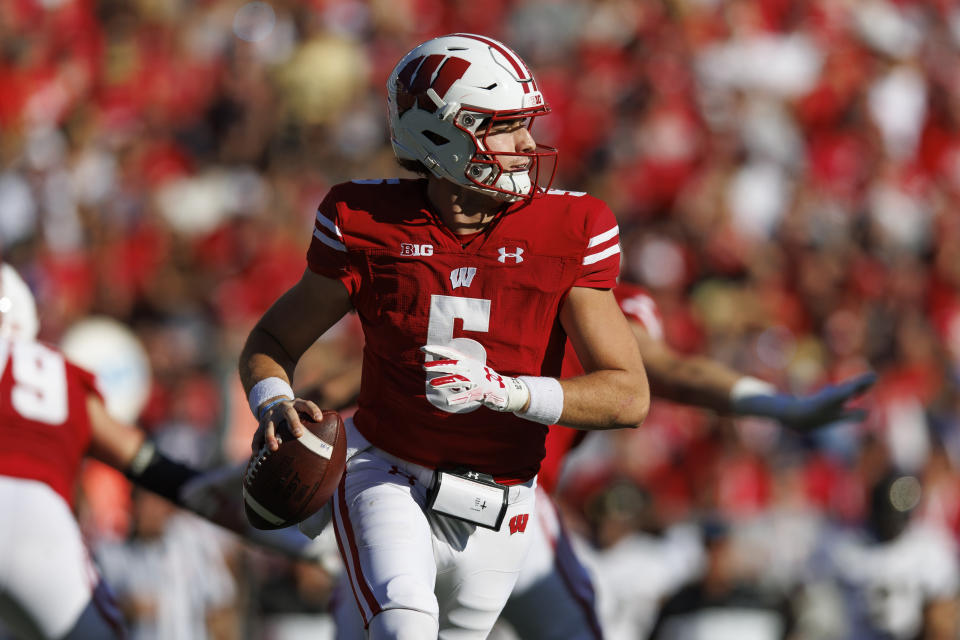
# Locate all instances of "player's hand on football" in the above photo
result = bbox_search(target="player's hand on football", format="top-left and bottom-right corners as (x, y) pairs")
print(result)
(422, 345), (530, 412)
(252, 397), (324, 453)
(732, 372), (876, 432)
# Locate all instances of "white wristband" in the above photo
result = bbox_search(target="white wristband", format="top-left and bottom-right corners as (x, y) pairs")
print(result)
(515, 376), (564, 425)
(730, 376), (777, 402)
(248, 377), (294, 418)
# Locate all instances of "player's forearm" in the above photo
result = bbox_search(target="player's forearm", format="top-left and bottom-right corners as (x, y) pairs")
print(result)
(239, 325), (300, 395)
(240, 270), (354, 397)
(558, 368), (650, 430)
(645, 354), (741, 412)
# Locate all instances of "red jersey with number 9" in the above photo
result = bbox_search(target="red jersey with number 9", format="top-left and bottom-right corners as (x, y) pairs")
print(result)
(307, 179), (621, 483)
(0, 338), (102, 506)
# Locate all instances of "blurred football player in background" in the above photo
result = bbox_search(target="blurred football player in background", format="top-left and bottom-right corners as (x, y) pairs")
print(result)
(0, 263), (312, 640)
(240, 33), (649, 639)
(499, 283), (874, 640)
(823, 454), (959, 640)
(95, 487), (240, 640)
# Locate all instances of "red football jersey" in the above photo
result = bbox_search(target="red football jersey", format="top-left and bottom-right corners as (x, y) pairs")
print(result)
(307, 179), (621, 483)
(0, 338), (102, 506)
(540, 284), (663, 494)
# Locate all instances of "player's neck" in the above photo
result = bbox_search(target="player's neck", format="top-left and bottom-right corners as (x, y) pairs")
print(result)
(426, 177), (505, 235)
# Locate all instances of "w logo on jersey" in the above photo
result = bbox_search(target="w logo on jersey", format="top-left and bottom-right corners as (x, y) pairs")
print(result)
(508, 513), (529, 535)
(396, 54), (471, 116)
(450, 267), (477, 289)
(498, 247), (524, 263)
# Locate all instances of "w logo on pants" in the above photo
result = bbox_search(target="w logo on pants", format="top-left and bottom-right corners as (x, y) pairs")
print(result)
(508, 513), (529, 535)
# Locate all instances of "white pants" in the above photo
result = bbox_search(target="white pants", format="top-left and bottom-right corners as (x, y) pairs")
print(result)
(332, 446), (537, 639)
(0, 476), (123, 640)
(499, 486), (604, 639)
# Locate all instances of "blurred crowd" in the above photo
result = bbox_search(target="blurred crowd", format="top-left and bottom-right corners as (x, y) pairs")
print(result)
(4, 0), (960, 637)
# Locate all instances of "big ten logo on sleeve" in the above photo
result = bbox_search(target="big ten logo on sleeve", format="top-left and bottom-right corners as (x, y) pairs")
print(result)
(401, 243), (434, 257)
(508, 513), (529, 535)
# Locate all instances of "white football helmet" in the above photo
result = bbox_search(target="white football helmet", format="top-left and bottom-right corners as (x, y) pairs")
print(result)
(0, 263), (39, 341)
(387, 33), (557, 202)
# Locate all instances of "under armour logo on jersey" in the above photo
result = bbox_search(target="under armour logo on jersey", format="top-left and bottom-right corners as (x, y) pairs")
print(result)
(498, 247), (524, 263)
(508, 513), (529, 535)
(450, 267), (477, 289)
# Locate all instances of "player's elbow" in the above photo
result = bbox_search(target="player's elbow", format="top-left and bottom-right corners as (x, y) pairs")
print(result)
(611, 372), (650, 429)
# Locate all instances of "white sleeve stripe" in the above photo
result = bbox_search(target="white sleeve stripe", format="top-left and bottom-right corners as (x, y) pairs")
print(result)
(583, 243), (620, 265)
(313, 228), (347, 252)
(587, 225), (619, 248)
(315, 210), (343, 239)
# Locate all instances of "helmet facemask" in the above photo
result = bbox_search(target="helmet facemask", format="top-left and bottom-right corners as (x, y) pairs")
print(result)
(454, 109), (557, 203)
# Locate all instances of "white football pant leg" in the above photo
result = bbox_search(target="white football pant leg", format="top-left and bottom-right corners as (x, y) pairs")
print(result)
(433, 485), (536, 640)
(333, 448), (538, 640)
(500, 486), (604, 640)
(332, 449), (440, 634)
(369, 608), (439, 640)
(0, 476), (122, 639)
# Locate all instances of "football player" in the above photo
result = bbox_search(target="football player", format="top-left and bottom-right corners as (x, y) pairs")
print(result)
(240, 33), (650, 639)
(0, 263), (313, 640)
(327, 283), (875, 639)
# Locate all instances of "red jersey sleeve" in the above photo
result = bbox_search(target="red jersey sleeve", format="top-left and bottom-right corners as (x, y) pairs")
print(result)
(574, 200), (620, 288)
(68, 360), (104, 403)
(614, 284), (665, 341)
(306, 187), (361, 296)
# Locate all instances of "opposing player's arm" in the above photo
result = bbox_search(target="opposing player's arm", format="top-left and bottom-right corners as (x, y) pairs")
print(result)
(631, 320), (875, 431)
(85, 393), (321, 560)
(557, 286), (649, 429)
(240, 268), (354, 451)
(87, 392), (201, 506)
(632, 323), (742, 411)
(86, 392), (148, 471)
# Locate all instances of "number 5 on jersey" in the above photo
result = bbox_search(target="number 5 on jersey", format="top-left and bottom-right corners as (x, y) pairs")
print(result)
(424, 294), (491, 414)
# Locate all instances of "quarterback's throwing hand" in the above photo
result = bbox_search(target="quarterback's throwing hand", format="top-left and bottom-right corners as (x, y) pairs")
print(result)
(422, 345), (530, 412)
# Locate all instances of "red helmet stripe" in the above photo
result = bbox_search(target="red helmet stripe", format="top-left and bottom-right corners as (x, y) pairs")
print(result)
(452, 33), (533, 94)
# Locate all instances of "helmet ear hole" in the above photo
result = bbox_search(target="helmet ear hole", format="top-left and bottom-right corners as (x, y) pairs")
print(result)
(422, 131), (450, 146)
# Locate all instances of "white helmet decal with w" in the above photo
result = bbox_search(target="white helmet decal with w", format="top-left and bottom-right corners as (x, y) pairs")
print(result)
(387, 33), (557, 202)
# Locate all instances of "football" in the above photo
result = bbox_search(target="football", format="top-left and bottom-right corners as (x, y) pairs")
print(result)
(242, 410), (347, 530)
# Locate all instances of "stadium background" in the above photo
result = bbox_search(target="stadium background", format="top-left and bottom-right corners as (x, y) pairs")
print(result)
(3, 0), (960, 637)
